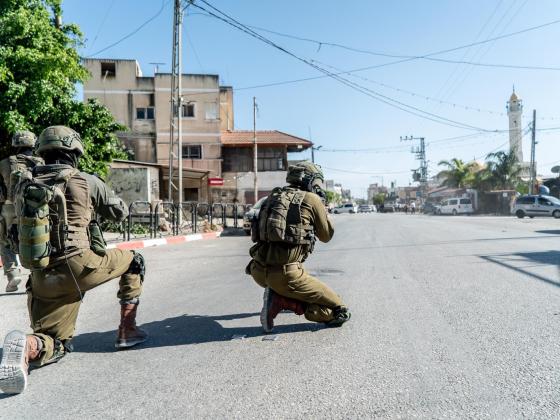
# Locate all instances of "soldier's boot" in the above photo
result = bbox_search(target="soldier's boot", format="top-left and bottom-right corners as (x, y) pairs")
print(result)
(325, 306), (352, 328)
(115, 303), (148, 349)
(260, 288), (306, 333)
(0, 331), (42, 394)
(5, 270), (23, 293)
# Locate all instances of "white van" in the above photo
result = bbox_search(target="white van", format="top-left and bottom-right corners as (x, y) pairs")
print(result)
(333, 203), (358, 214)
(437, 197), (474, 215)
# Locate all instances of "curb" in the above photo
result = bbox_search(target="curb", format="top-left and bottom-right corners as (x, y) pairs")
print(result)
(106, 231), (222, 251)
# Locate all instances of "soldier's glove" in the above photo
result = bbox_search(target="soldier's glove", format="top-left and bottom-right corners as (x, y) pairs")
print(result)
(313, 185), (326, 203)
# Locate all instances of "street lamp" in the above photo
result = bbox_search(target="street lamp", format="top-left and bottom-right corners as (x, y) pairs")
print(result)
(311, 145), (322, 163)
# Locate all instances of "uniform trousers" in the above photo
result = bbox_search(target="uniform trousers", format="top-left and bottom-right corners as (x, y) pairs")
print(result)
(27, 248), (142, 365)
(250, 260), (343, 323)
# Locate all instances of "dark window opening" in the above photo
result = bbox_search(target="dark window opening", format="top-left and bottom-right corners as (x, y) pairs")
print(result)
(101, 62), (116, 78)
(136, 107), (154, 120)
(149, 94), (155, 107)
(222, 148), (252, 172)
(182, 145), (202, 159)
(182, 103), (195, 118)
(258, 147), (285, 171)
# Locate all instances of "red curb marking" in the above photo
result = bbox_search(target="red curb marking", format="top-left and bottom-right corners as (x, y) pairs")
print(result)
(116, 241), (145, 250)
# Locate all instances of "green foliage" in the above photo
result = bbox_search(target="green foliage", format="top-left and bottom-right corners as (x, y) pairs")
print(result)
(484, 149), (522, 190)
(373, 193), (386, 206)
(325, 190), (341, 205)
(437, 158), (478, 188)
(0, 0), (127, 176)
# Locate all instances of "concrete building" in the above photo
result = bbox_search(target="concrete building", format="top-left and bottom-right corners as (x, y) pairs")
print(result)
(367, 183), (388, 204)
(217, 130), (312, 204)
(82, 58), (232, 202)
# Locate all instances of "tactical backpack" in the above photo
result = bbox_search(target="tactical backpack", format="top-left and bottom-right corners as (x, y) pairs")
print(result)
(255, 187), (315, 246)
(15, 168), (79, 270)
(6, 155), (42, 202)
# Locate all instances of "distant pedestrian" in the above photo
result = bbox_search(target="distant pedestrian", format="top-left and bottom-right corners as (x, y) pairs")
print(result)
(404, 204), (408, 214)
(411, 202), (416, 214)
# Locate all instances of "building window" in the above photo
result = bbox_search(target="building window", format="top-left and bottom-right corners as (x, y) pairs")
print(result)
(101, 62), (116, 78)
(205, 102), (218, 120)
(258, 147), (285, 171)
(182, 145), (202, 159)
(181, 103), (195, 118)
(136, 107), (154, 120)
(222, 148), (252, 172)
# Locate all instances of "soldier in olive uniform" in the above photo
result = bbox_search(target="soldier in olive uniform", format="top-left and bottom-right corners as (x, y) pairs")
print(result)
(0, 131), (43, 292)
(247, 161), (351, 332)
(0, 126), (147, 394)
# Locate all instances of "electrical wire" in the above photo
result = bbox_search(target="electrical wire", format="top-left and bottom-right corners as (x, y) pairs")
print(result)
(188, 10), (560, 71)
(85, 0), (172, 58)
(191, 1), (500, 132)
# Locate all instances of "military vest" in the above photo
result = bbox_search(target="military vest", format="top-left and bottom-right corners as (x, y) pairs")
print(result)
(256, 187), (314, 246)
(16, 165), (92, 269)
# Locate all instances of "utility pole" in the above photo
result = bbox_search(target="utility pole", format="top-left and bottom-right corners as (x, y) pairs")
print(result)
(530, 109), (537, 194)
(253, 97), (258, 204)
(400, 135), (428, 201)
(168, 0), (183, 204)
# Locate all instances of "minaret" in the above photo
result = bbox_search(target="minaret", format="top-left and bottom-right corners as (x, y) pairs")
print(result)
(506, 87), (523, 162)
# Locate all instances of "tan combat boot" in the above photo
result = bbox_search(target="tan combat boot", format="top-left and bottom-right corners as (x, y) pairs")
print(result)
(0, 331), (42, 394)
(115, 303), (148, 349)
(260, 288), (307, 333)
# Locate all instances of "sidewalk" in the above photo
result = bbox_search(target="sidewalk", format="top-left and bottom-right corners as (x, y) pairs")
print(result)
(106, 231), (222, 250)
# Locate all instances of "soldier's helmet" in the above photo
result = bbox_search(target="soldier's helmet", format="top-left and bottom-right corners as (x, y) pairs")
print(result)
(12, 130), (37, 148)
(36, 126), (84, 157)
(286, 161), (324, 192)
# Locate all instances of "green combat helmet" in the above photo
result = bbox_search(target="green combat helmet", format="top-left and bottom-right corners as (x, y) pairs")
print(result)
(36, 126), (84, 157)
(12, 130), (37, 148)
(286, 161), (325, 193)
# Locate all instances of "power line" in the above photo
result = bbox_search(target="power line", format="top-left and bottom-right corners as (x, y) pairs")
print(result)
(192, 1), (501, 132)
(188, 12), (560, 71)
(85, 0), (172, 58)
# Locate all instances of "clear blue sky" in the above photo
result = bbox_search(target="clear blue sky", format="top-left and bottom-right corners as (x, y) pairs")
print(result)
(64, 0), (560, 197)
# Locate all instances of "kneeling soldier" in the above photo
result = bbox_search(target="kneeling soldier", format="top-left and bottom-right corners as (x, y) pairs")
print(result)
(0, 126), (147, 394)
(247, 161), (350, 332)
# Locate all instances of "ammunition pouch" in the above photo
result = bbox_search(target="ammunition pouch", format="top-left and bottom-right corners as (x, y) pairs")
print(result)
(88, 220), (107, 256)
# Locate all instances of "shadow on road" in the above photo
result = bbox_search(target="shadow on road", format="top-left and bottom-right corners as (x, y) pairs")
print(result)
(479, 250), (560, 288)
(72, 312), (320, 353)
(535, 230), (560, 235)
(316, 234), (560, 253)
(0, 292), (26, 297)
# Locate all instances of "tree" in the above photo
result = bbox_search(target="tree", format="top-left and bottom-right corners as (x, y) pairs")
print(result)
(325, 191), (341, 206)
(373, 193), (385, 206)
(0, 0), (127, 177)
(485, 149), (522, 190)
(437, 158), (478, 188)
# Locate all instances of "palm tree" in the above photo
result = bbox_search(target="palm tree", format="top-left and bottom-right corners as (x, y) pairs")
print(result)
(437, 158), (477, 188)
(485, 149), (522, 190)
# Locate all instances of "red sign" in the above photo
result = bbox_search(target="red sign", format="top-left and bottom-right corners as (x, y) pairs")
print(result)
(208, 177), (224, 186)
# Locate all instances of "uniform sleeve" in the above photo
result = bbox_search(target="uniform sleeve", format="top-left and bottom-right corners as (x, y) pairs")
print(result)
(307, 192), (334, 243)
(81, 172), (129, 222)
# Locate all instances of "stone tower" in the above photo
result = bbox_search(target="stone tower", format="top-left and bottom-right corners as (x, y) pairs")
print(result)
(507, 88), (523, 162)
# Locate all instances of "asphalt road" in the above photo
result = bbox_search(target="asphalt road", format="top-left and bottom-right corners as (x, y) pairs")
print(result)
(1, 213), (560, 419)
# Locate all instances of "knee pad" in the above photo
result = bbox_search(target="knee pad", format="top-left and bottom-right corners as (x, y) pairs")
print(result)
(126, 251), (145, 281)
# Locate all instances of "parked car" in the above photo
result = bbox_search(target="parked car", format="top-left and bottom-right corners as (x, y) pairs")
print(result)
(243, 197), (267, 235)
(358, 204), (374, 213)
(422, 202), (439, 215)
(382, 204), (395, 213)
(512, 194), (560, 219)
(333, 203), (358, 214)
(436, 197), (474, 215)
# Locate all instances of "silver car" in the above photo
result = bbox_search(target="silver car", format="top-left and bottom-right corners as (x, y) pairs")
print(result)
(512, 195), (560, 219)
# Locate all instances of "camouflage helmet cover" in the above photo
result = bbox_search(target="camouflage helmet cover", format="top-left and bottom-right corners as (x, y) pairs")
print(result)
(286, 161), (324, 192)
(12, 130), (37, 148)
(36, 125), (84, 157)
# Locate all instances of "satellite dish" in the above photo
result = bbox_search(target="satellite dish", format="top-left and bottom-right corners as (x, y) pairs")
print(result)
(552, 166), (560, 174)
